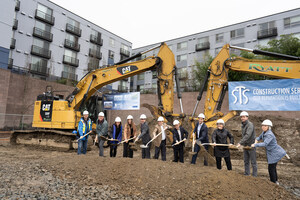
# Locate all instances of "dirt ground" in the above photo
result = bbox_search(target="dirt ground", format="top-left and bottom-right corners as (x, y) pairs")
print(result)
(0, 114), (299, 199)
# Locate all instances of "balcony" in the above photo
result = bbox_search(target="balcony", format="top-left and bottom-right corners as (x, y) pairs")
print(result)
(88, 62), (99, 71)
(32, 27), (53, 42)
(13, 19), (18, 30)
(257, 28), (278, 39)
(35, 10), (55, 25)
(63, 55), (79, 67)
(8, 58), (13, 69)
(15, 0), (20, 11)
(61, 71), (78, 81)
(195, 42), (210, 51)
(89, 49), (102, 59)
(64, 39), (80, 52)
(90, 34), (103, 46)
(29, 62), (49, 76)
(120, 48), (130, 57)
(66, 23), (81, 37)
(31, 45), (51, 59)
(10, 38), (16, 49)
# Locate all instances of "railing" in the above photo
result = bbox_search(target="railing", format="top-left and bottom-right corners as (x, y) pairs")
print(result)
(10, 38), (16, 49)
(120, 48), (130, 57)
(89, 49), (102, 59)
(64, 39), (80, 52)
(195, 42), (210, 51)
(15, 0), (20, 11)
(35, 10), (55, 25)
(90, 34), (103, 45)
(33, 27), (53, 42)
(66, 23), (82, 37)
(257, 28), (278, 39)
(88, 62), (99, 71)
(63, 55), (79, 67)
(61, 71), (78, 81)
(13, 19), (18, 30)
(31, 45), (51, 59)
(29, 63), (49, 76)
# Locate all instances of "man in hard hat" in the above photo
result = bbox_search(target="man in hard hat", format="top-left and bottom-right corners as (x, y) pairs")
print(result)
(153, 116), (172, 161)
(236, 111), (257, 177)
(77, 110), (92, 155)
(95, 112), (108, 157)
(135, 114), (151, 159)
(191, 113), (209, 165)
(172, 120), (188, 163)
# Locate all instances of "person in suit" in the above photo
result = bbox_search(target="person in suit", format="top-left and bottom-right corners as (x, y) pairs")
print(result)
(172, 120), (188, 163)
(212, 119), (234, 170)
(135, 114), (151, 159)
(191, 113), (209, 165)
(252, 119), (286, 184)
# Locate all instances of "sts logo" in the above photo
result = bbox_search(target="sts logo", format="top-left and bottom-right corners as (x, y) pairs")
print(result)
(231, 86), (250, 105)
(117, 65), (138, 75)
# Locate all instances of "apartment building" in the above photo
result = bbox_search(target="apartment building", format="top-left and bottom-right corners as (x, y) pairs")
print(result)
(0, 0), (132, 90)
(132, 8), (300, 92)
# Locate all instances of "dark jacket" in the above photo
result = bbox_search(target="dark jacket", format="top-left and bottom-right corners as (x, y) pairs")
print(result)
(138, 122), (151, 145)
(172, 127), (188, 149)
(109, 124), (122, 144)
(96, 119), (108, 137)
(193, 122), (209, 143)
(239, 120), (255, 146)
(212, 128), (234, 157)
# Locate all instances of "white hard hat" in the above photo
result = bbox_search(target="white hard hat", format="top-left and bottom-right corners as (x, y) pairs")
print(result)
(198, 113), (205, 119)
(98, 112), (104, 117)
(127, 115), (133, 120)
(262, 119), (272, 127)
(216, 119), (225, 124)
(83, 110), (89, 115)
(240, 111), (249, 117)
(157, 116), (164, 122)
(140, 114), (147, 119)
(115, 117), (121, 122)
(173, 120), (180, 125)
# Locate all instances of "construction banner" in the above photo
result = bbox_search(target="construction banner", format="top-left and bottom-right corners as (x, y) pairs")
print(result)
(228, 79), (300, 111)
(103, 92), (140, 110)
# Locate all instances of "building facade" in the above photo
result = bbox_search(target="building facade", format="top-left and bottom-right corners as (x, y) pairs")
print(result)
(0, 0), (132, 90)
(132, 8), (300, 92)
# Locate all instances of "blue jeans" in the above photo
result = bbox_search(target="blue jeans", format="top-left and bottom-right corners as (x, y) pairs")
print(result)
(78, 139), (88, 155)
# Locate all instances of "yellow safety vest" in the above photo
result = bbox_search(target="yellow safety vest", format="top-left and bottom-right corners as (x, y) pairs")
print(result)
(81, 119), (91, 133)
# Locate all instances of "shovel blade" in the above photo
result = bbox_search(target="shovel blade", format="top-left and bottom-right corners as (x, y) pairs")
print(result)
(189, 152), (197, 155)
(140, 145), (149, 148)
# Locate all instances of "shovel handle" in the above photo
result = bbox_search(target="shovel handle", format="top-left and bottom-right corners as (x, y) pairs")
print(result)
(77, 131), (92, 141)
(172, 138), (186, 146)
(145, 128), (168, 147)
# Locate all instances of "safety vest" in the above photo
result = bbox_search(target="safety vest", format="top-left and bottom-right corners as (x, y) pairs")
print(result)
(80, 118), (91, 134)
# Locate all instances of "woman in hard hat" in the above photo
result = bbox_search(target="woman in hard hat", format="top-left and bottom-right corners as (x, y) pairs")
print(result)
(212, 119), (234, 170)
(123, 115), (137, 158)
(109, 117), (122, 157)
(251, 119), (286, 184)
(172, 120), (188, 163)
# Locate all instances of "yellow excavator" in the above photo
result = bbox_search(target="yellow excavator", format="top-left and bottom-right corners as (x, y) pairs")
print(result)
(11, 43), (185, 149)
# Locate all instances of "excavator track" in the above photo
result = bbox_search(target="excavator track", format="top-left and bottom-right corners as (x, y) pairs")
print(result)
(10, 129), (77, 150)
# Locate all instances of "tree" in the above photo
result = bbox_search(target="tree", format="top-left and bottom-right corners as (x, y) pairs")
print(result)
(192, 56), (213, 90)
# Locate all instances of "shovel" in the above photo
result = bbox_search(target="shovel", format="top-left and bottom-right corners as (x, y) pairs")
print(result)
(118, 137), (136, 145)
(172, 138), (187, 146)
(189, 133), (197, 155)
(77, 131), (92, 141)
(140, 128), (167, 148)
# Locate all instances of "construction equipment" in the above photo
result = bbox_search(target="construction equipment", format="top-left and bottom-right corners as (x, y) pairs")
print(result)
(11, 43), (184, 149)
(190, 44), (300, 129)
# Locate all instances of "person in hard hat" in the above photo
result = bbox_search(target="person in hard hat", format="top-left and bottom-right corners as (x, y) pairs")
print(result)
(191, 113), (209, 165)
(135, 114), (151, 159)
(152, 116), (172, 161)
(123, 115), (137, 158)
(95, 112), (108, 157)
(251, 119), (286, 184)
(172, 120), (188, 163)
(212, 119), (234, 170)
(77, 110), (92, 155)
(236, 111), (257, 177)
(109, 117), (122, 157)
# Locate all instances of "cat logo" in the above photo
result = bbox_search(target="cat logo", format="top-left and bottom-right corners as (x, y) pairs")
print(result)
(117, 65), (138, 75)
(42, 104), (51, 111)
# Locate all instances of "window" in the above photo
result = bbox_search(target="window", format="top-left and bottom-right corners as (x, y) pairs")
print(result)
(121, 44), (129, 51)
(67, 18), (80, 28)
(64, 49), (77, 58)
(230, 28), (244, 39)
(31, 56), (48, 73)
(293, 33), (300, 39)
(138, 73), (144, 80)
(37, 4), (53, 16)
(177, 42), (187, 51)
(284, 15), (300, 28)
(33, 38), (49, 49)
(63, 65), (76, 74)
(168, 45), (173, 52)
(216, 33), (224, 43)
(177, 54), (187, 62)
(90, 43), (100, 52)
(108, 50), (114, 59)
(198, 36), (209, 44)
(109, 38), (115, 47)
(259, 21), (275, 31)
(66, 33), (78, 43)
(178, 67), (188, 79)
(35, 21), (51, 32)
(152, 70), (157, 79)
(91, 29), (101, 37)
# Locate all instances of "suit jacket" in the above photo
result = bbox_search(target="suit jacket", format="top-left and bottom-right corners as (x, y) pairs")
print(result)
(193, 122), (209, 143)
(172, 126), (188, 149)
(138, 122), (151, 145)
(152, 123), (172, 147)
